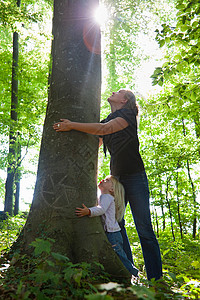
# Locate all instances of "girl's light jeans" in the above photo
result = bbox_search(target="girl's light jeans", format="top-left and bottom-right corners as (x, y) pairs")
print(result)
(106, 231), (139, 277)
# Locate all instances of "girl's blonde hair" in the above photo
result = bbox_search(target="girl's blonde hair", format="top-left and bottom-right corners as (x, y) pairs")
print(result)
(109, 175), (125, 222)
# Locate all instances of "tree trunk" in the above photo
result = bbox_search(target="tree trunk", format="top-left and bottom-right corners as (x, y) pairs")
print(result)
(186, 159), (197, 239)
(182, 118), (197, 238)
(4, 0), (20, 215)
(165, 176), (175, 241)
(175, 168), (183, 239)
(14, 137), (21, 216)
(158, 175), (165, 231)
(154, 207), (159, 238)
(13, 0), (130, 278)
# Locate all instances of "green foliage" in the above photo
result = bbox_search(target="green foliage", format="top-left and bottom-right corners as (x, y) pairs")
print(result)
(0, 216), (200, 299)
(151, 0), (200, 128)
(101, 0), (176, 95)
(0, 0), (52, 204)
(0, 214), (26, 254)
(30, 238), (53, 256)
(158, 230), (200, 280)
(0, 0), (52, 30)
(0, 238), (104, 299)
(140, 0), (200, 242)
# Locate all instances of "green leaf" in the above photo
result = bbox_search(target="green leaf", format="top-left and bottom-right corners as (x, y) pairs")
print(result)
(159, 39), (165, 47)
(191, 91), (196, 101)
(191, 261), (200, 269)
(158, 79), (164, 86)
(51, 252), (70, 262)
(30, 238), (52, 256)
(176, 4), (185, 10)
(163, 249), (170, 257)
(31, 269), (55, 283)
(64, 268), (75, 282)
(168, 272), (177, 281)
(174, 54), (182, 61)
(34, 291), (49, 300)
(46, 260), (55, 267)
(73, 269), (82, 287)
(180, 25), (188, 32)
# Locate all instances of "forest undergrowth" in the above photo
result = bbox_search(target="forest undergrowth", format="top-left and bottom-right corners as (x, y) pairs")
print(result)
(0, 211), (199, 300)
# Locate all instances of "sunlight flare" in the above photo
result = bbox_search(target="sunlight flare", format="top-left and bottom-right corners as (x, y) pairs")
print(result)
(94, 5), (108, 25)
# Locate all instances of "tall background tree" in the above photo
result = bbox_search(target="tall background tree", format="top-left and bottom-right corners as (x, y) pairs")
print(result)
(0, 0), (52, 214)
(4, 0), (21, 216)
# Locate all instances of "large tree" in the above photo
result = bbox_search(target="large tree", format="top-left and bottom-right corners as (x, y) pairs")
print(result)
(13, 0), (129, 278)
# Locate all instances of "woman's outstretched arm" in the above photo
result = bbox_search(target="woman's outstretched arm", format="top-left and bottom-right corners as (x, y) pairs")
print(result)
(53, 117), (128, 136)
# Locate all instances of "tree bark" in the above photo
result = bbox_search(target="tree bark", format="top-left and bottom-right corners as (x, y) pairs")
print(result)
(175, 167), (183, 239)
(13, 0), (130, 278)
(165, 176), (175, 241)
(14, 137), (21, 216)
(182, 118), (197, 238)
(158, 175), (165, 231)
(4, 0), (20, 215)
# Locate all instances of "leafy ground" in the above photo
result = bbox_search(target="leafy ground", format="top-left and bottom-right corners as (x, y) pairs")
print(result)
(0, 214), (199, 299)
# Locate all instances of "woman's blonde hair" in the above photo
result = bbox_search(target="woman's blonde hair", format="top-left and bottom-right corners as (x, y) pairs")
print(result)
(109, 175), (125, 222)
(121, 89), (139, 116)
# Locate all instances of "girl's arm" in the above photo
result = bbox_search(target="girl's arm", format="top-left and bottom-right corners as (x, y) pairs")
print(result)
(76, 195), (113, 218)
(76, 203), (105, 217)
(76, 204), (91, 217)
(53, 117), (128, 135)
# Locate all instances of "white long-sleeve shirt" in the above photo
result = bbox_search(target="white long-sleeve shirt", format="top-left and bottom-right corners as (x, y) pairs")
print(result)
(89, 194), (121, 233)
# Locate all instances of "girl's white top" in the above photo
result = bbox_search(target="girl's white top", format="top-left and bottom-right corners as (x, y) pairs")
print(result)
(89, 194), (121, 232)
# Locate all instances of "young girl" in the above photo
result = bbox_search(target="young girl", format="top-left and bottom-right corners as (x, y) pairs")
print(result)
(75, 175), (139, 277)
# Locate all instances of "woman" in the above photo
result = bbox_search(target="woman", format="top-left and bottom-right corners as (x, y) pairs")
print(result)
(53, 89), (162, 281)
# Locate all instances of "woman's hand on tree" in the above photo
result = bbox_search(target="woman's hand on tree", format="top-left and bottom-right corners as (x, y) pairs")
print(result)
(53, 119), (72, 132)
(76, 204), (90, 217)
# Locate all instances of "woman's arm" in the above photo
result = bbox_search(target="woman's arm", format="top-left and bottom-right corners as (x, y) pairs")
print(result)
(53, 117), (128, 136)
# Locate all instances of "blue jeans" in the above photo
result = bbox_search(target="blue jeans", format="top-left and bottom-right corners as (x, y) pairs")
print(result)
(106, 231), (139, 277)
(119, 171), (162, 280)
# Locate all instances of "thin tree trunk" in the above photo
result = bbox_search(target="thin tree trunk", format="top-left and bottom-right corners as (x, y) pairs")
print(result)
(182, 118), (197, 238)
(154, 207), (159, 238)
(175, 167), (183, 239)
(14, 136), (21, 215)
(193, 113), (200, 156)
(159, 175), (165, 231)
(150, 189), (159, 237)
(14, 179), (20, 216)
(149, 130), (166, 230)
(165, 176), (175, 241)
(4, 0), (20, 214)
(186, 160), (197, 238)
